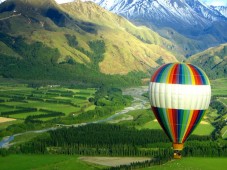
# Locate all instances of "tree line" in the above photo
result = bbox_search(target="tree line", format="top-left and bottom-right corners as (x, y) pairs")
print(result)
(8, 123), (227, 158)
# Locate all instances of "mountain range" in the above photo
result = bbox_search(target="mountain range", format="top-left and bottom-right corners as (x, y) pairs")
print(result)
(0, 0), (226, 84)
(83, 0), (227, 56)
(0, 0), (178, 86)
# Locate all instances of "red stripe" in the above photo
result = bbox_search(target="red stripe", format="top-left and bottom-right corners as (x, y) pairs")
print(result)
(188, 65), (202, 85)
(182, 110), (200, 142)
(169, 64), (177, 84)
(173, 64), (180, 84)
(168, 109), (177, 143)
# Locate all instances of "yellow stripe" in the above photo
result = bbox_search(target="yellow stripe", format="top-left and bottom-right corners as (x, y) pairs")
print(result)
(181, 110), (194, 142)
(186, 64), (195, 85)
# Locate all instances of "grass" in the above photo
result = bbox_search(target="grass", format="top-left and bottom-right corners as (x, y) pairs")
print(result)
(12, 133), (41, 144)
(192, 123), (215, 136)
(141, 157), (227, 170)
(9, 111), (48, 119)
(219, 98), (227, 105)
(0, 120), (23, 130)
(3, 101), (81, 115)
(211, 78), (227, 95)
(137, 120), (161, 130)
(0, 105), (20, 113)
(0, 84), (96, 136)
(0, 155), (103, 170)
(221, 126), (227, 139)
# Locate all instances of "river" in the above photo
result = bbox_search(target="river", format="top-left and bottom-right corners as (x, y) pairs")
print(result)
(0, 86), (149, 148)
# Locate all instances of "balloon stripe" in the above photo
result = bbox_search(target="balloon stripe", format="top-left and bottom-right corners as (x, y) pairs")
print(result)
(182, 110), (200, 142)
(160, 108), (174, 141)
(152, 107), (207, 143)
(149, 63), (211, 147)
(150, 63), (209, 85)
(188, 64), (202, 85)
(152, 107), (173, 141)
(151, 64), (168, 82)
(172, 109), (178, 143)
(168, 109), (176, 142)
(179, 64), (183, 84)
(167, 65), (176, 84)
(185, 65), (192, 84)
(191, 64), (209, 85)
(153, 63), (171, 82)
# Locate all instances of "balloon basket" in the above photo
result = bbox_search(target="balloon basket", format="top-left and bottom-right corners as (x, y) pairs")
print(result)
(173, 143), (183, 159)
(173, 150), (182, 159)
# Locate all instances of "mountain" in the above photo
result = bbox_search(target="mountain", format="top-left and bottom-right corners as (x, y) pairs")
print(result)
(84, 0), (227, 56)
(188, 43), (227, 79)
(211, 6), (227, 18)
(0, 0), (177, 85)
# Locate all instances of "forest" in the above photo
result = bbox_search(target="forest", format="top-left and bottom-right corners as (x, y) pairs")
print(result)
(0, 32), (146, 87)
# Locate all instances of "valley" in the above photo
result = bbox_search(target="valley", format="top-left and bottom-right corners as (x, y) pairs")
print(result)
(0, 78), (226, 169)
(0, 0), (227, 170)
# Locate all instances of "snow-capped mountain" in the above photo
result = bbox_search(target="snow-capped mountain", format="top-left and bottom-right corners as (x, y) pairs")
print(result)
(185, 0), (226, 21)
(211, 5), (227, 18)
(83, 0), (227, 33)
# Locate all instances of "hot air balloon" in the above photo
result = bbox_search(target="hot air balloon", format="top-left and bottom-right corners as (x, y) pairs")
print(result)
(148, 63), (211, 159)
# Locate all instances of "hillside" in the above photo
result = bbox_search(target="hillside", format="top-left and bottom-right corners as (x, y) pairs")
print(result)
(188, 43), (227, 79)
(85, 0), (227, 57)
(0, 0), (178, 85)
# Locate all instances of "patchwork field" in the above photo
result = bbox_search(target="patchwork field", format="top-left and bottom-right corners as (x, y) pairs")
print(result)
(142, 157), (227, 170)
(221, 126), (227, 139)
(0, 155), (226, 170)
(0, 155), (103, 170)
(211, 78), (227, 95)
(0, 84), (96, 122)
(0, 117), (16, 123)
(80, 157), (151, 167)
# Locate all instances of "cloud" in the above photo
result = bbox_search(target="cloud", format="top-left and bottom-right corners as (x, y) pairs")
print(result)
(201, 0), (227, 6)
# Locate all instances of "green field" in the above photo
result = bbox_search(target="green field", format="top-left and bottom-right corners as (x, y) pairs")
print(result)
(142, 157), (227, 170)
(211, 78), (227, 95)
(0, 155), (226, 170)
(0, 84), (96, 120)
(221, 126), (227, 139)
(136, 119), (214, 136)
(9, 111), (48, 119)
(192, 123), (215, 136)
(0, 155), (103, 170)
(0, 120), (23, 131)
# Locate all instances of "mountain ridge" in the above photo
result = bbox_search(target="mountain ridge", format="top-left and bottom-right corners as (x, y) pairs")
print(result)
(83, 0), (227, 56)
(0, 0), (178, 85)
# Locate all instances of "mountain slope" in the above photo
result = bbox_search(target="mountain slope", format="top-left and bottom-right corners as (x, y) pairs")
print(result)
(211, 6), (227, 18)
(0, 0), (177, 84)
(188, 43), (227, 79)
(84, 0), (227, 56)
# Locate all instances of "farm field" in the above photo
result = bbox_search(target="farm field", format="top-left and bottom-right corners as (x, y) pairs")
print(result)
(0, 83), (96, 122)
(211, 78), (227, 95)
(221, 126), (227, 139)
(0, 155), (103, 170)
(142, 157), (227, 170)
(116, 108), (215, 136)
(80, 156), (151, 167)
(0, 155), (226, 170)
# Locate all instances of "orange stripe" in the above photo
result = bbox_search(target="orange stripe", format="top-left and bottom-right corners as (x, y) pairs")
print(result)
(168, 64), (177, 84)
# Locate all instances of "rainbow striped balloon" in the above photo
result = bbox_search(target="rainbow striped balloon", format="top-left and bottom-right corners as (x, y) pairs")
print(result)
(149, 63), (211, 145)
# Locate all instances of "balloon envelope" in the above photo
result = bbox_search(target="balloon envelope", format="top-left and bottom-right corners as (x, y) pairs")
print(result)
(149, 63), (211, 145)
